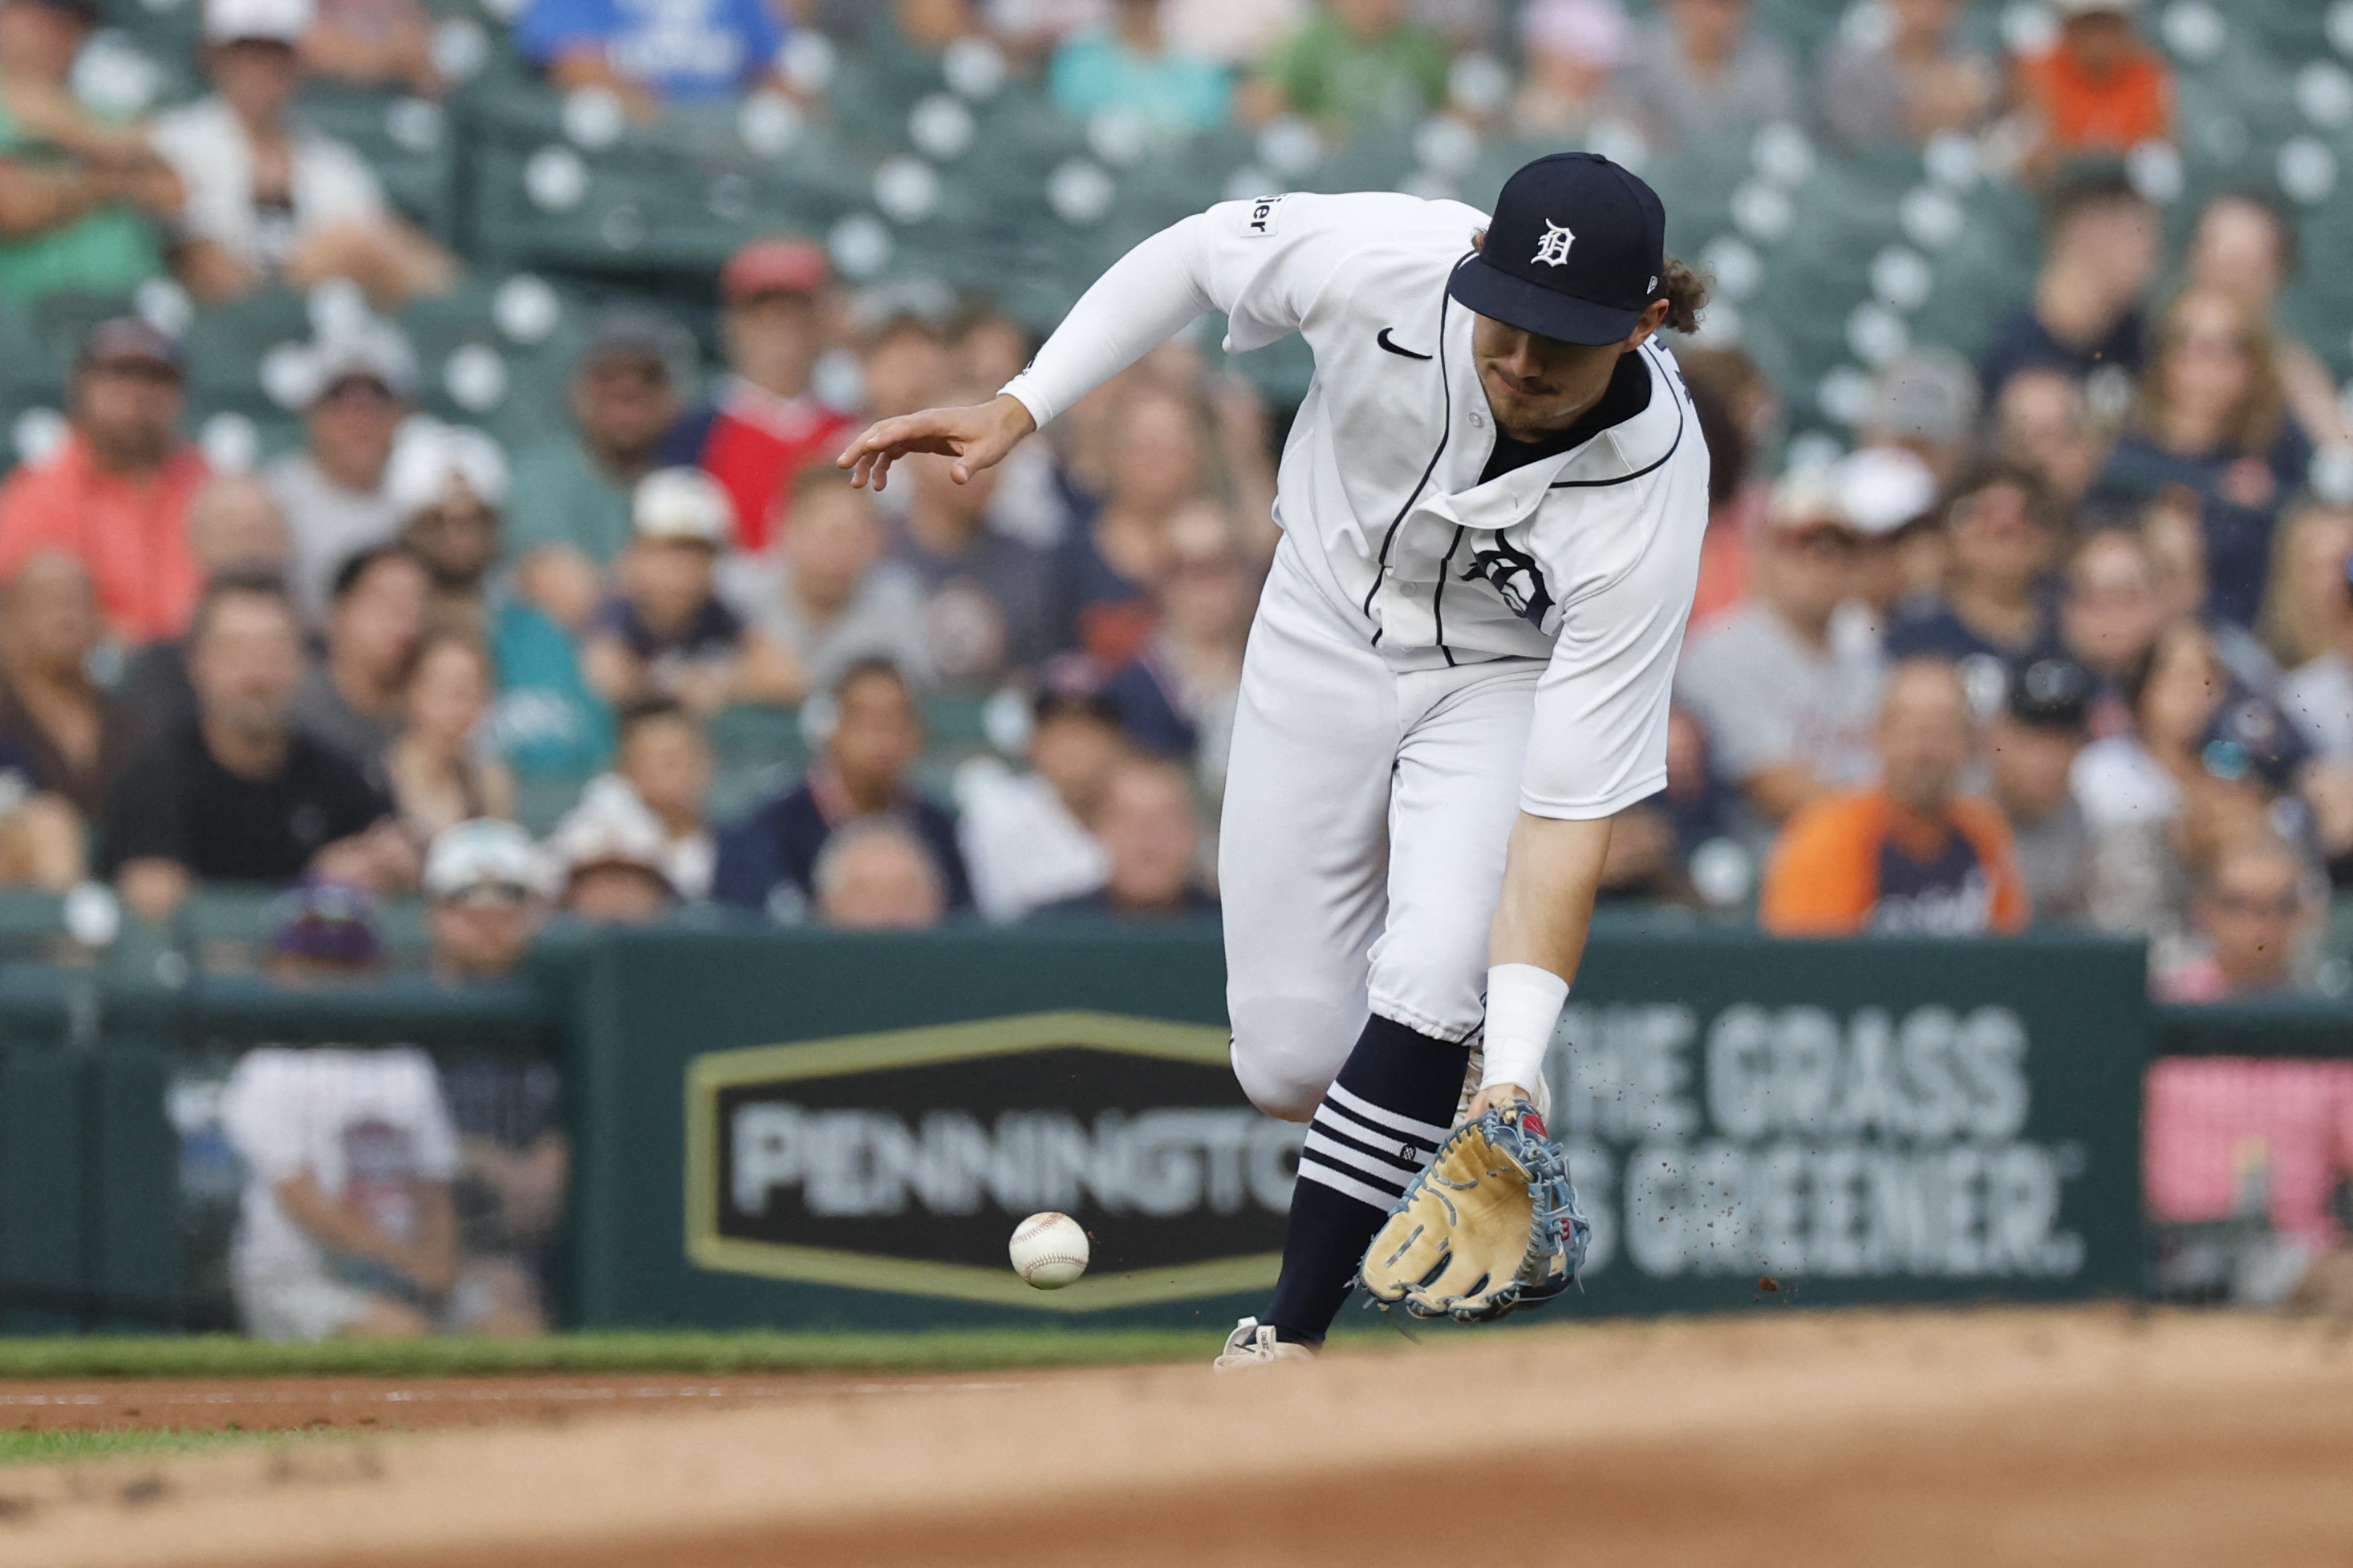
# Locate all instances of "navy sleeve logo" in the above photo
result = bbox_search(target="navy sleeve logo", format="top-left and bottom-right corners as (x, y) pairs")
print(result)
(1459, 539), (1554, 624)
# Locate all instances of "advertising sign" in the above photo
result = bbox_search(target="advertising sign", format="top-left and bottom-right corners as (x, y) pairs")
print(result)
(687, 1011), (1302, 1309)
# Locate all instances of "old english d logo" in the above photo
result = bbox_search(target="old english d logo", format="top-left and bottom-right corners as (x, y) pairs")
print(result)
(684, 1012), (1303, 1309)
(1461, 538), (1555, 624)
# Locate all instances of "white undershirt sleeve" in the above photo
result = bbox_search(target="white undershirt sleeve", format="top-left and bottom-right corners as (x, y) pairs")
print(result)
(999, 216), (1219, 429)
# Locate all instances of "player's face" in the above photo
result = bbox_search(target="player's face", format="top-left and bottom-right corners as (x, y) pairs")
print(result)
(1469, 314), (1629, 442)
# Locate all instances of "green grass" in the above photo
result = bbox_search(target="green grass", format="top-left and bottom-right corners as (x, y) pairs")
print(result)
(0, 1429), (304, 1465)
(0, 1329), (1223, 1381)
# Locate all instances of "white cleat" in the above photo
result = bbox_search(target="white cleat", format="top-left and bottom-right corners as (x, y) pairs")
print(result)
(1212, 1316), (1316, 1372)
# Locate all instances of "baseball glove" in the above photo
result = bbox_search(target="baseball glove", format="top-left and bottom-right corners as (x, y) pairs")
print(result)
(1356, 1100), (1589, 1324)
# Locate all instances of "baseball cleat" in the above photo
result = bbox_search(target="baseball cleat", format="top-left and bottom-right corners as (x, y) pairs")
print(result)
(1212, 1317), (1316, 1371)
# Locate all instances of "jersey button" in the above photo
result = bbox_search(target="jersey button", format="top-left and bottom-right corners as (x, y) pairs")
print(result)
(1470, 411), (1484, 427)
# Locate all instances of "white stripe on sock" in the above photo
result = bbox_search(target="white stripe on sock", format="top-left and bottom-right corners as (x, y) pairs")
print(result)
(1324, 1081), (1448, 1145)
(1316, 1101), (1435, 1166)
(1302, 1129), (1418, 1189)
(1296, 1161), (1398, 1211)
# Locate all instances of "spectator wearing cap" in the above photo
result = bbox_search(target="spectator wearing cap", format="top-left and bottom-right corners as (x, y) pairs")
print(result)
(582, 468), (802, 716)
(263, 327), (418, 624)
(0, 0), (182, 302)
(112, 474), (293, 756)
(1761, 658), (2030, 937)
(1674, 470), (1886, 840)
(1978, 168), (2158, 405)
(505, 306), (691, 618)
(1241, 0), (1450, 130)
(955, 677), (1122, 922)
(387, 423), (508, 622)
(658, 237), (851, 553)
(1990, 654), (2096, 923)
(890, 440), (1065, 691)
(2088, 290), (2311, 634)
(546, 780), (676, 924)
(1048, 0), (1231, 138)
(813, 817), (947, 930)
(1817, 0), (1995, 148)
(383, 630), (515, 845)
(149, 0), (456, 306)
(1860, 348), (1979, 488)
(733, 467), (932, 696)
(1827, 445), (1941, 638)
(1884, 460), (2067, 675)
(515, 0), (788, 119)
(0, 318), (208, 644)
(1612, 0), (1796, 155)
(713, 659), (972, 922)
(2013, 0), (2172, 174)
(102, 573), (404, 923)
(1510, 0), (1633, 138)
(424, 818), (549, 981)
(1030, 755), (1218, 922)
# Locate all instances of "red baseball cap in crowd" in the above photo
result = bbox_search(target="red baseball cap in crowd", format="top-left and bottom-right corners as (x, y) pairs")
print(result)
(720, 236), (830, 306)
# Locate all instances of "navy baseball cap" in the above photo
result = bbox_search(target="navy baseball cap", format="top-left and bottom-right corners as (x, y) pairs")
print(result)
(1448, 152), (1667, 346)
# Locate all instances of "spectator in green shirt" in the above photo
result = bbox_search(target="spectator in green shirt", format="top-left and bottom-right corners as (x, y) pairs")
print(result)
(504, 304), (692, 634)
(1244, 0), (1450, 130)
(0, 0), (178, 302)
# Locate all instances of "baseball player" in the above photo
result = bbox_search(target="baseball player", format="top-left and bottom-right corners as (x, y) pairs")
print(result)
(841, 154), (1711, 1367)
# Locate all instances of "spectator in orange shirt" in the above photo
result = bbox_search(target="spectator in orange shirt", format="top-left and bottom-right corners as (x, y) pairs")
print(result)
(1761, 658), (2030, 936)
(2014, 0), (2171, 172)
(0, 318), (207, 645)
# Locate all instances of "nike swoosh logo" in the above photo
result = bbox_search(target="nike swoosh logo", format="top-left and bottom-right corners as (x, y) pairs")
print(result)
(1376, 328), (1432, 360)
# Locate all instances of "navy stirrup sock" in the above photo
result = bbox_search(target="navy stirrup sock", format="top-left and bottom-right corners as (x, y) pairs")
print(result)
(1264, 1014), (1467, 1344)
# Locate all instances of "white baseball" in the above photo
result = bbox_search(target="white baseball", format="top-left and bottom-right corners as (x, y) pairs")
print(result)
(1008, 1211), (1089, 1289)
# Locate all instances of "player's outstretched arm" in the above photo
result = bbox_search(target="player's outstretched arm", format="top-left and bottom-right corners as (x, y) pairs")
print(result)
(1467, 812), (1616, 1120)
(838, 392), (1037, 492)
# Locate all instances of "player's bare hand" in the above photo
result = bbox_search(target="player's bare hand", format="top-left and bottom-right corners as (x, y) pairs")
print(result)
(837, 393), (1036, 492)
(1464, 1082), (1536, 1120)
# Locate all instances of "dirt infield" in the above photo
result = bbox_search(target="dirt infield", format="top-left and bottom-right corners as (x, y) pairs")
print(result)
(0, 1307), (2347, 1567)
(0, 1373), (1041, 1432)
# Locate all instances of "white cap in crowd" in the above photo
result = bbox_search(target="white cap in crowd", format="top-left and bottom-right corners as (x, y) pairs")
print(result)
(1831, 447), (1938, 538)
(204, 0), (314, 45)
(632, 467), (733, 547)
(424, 819), (552, 901)
(546, 777), (676, 890)
(387, 420), (509, 516)
(312, 324), (418, 403)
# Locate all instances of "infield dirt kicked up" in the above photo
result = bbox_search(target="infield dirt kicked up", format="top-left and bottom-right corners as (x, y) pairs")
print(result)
(0, 1306), (2344, 1567)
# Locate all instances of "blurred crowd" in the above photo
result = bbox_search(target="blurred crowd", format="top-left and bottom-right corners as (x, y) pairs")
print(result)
(0, 0), (2347, 1329)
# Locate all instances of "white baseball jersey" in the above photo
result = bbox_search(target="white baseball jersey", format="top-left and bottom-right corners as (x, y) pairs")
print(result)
(1004, 190), (1710, 821)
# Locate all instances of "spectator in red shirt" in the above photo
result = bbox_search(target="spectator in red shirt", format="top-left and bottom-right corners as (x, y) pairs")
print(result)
(2014, 0), (2172, 173)
(658, 235), (850, 554)
(0, 318), (208, 644)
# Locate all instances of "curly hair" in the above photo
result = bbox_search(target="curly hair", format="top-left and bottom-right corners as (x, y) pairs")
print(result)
(1658, 255), (1711, 336)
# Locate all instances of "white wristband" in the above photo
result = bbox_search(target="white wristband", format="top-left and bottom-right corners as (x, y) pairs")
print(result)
(1480, 963), (1568, 1094)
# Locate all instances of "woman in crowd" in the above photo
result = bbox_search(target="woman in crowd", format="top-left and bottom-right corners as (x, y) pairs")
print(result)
(2075, 618), (2284, 958)
(2090, 290), (2311, 634)
(2059, 525), (2166, 737)
(0, 548), (114, 820)
(2182, 191), (2347, 451)
(383, 631), (514, 844)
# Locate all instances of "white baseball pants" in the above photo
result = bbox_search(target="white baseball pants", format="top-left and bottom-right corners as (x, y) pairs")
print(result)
(1219, 539), (1541, 1122)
